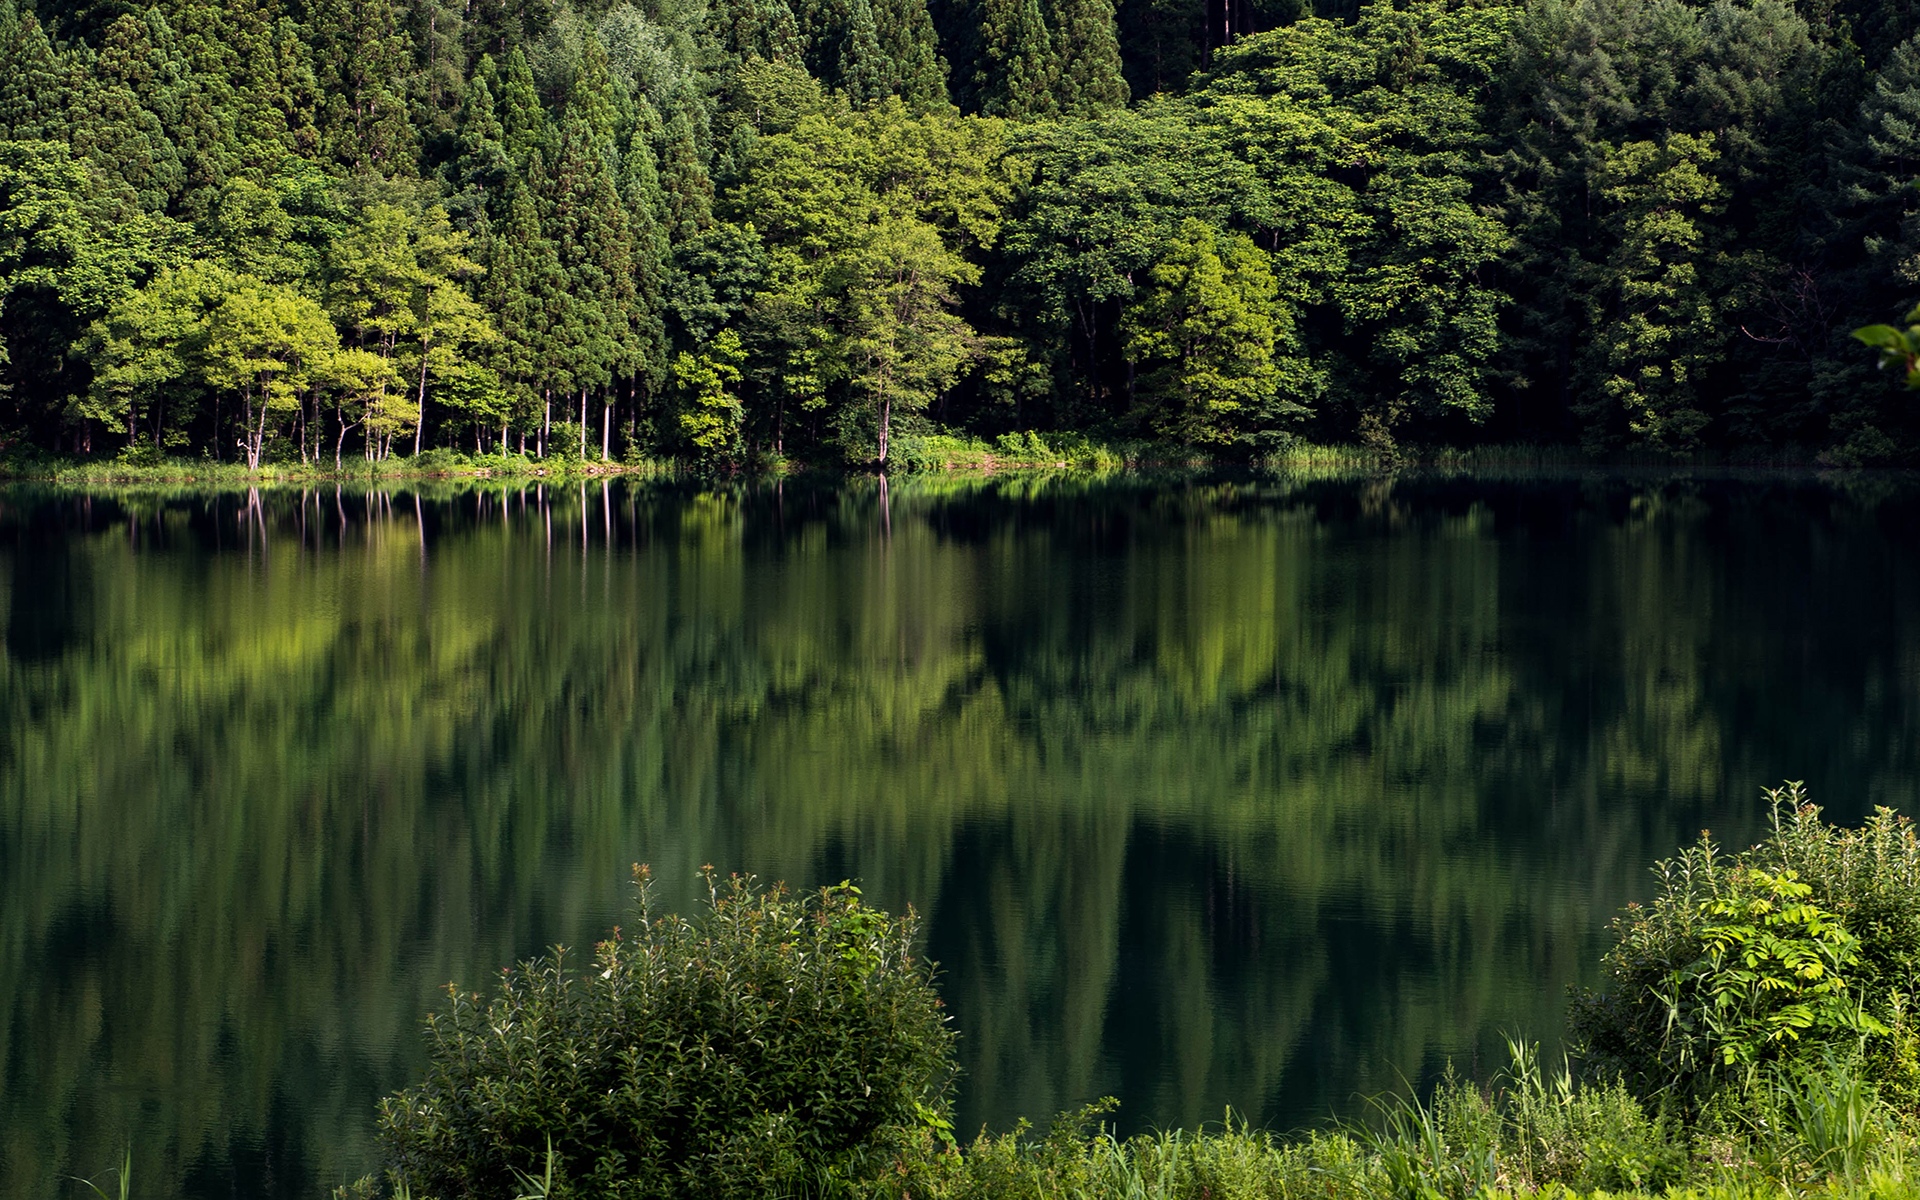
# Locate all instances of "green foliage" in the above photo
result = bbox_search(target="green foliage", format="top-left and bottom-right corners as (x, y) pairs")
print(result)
(1576, 134), (1724, 454)
(378, 867), (955, 1200)
(1772, 1055), (1889, 1180)
(1120, 217), (1292, 445)
(674, 328), (748, 466)
(852, 1054), (1688, 1200)
(1684, 866), (1881, 1067)
(1571, 784), (1918, 1105)
(1854, 305), (1920, 389)
(14, 0), (1920, 463)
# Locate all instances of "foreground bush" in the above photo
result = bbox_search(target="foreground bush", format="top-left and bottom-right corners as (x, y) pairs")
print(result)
(1570, 783), (1920, 1108)
(377, 868), (955, 1200)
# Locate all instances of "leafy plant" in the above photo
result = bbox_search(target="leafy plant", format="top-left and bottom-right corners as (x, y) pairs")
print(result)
(1854, 308), (1920, 390)
(378, 866), (955, 1200)
(1678, 865), (1883, 1069)
(1571, 784), (1900, 1102)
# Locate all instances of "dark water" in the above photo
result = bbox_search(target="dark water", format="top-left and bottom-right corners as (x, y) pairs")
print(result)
(4, 470), (1920, 1199)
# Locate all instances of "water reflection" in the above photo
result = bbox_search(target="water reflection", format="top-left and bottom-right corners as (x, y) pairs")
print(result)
(3, 470), (1918, 1199)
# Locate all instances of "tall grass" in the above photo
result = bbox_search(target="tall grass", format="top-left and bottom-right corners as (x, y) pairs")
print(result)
(71, 1148), (131, 1200)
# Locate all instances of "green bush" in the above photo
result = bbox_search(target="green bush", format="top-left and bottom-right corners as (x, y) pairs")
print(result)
(378, 868), (956, 1200)
(406, 448), (469, 474)
(1571, 784), (1920, 1107)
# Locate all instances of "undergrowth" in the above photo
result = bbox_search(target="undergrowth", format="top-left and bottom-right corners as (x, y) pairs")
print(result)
(320, 787), (1920, 1200)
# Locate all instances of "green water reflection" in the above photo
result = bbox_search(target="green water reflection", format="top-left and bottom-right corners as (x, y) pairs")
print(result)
(4, 471), (1918, 1199)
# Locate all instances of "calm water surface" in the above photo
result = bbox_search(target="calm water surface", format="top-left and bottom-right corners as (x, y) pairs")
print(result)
(5, 470), (1919, 1198)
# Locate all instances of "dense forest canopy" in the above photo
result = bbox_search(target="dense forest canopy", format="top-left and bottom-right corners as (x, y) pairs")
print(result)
(3, 0), (1920, 466)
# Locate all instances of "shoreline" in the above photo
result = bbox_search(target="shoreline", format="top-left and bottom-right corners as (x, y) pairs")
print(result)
(0, 438), (1883, 489)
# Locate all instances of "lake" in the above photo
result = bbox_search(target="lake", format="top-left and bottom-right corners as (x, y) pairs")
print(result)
(4, 469), (1918, 1199)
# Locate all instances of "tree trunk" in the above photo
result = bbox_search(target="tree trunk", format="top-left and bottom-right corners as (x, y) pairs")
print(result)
(602, 397), (611, 461)
(242, 386), (256, 471)
(578, 386), (587, 459)
(413, 348), (430, 456)
(541, 389), (551, 458)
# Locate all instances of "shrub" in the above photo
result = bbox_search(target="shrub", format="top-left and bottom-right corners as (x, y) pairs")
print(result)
(406, 448), (468, 474)
(378, 867), (956, 1200)
(1571, 784), (1917, 1106)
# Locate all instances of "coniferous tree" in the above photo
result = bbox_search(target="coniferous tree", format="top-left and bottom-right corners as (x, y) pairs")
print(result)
(1856, 36), (1920, 285)
(1051, 0), (1126, 114)
(621, 124), (671, 389)
(498, 46), (552, 174)
(406, 0), (469, 141)
(450, 69), (511, 223)
(493, 178), (573, 452)
(977, 0), (1058, 117)
(709, 0), (805, 64)
(657, 108), (714, 240)
(0, 1), (71, 142)
(479, 185), (538, 442)
(549, 95), (637, 451)
(311, 0), (418, 173)
(839, 0), (887, 102)
(571, 33), (621, 147)
(1114, 0), (1204, 98)
(873, 0), (947, 105)
(466, 0), (554, 61)
(71, 15), (187, 211)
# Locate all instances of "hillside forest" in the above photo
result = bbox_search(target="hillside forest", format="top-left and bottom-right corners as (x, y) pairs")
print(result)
(5, 0), (1920, 468)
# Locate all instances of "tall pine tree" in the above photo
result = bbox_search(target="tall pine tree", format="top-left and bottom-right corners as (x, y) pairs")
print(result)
(1051, 0), (1126, 114)
(310, 0), (417, 173)
(977, 0), (1058, 117)
(839, 0), (887, 102)
(874, 0), (948, 105)
(656, 107), (714, 240)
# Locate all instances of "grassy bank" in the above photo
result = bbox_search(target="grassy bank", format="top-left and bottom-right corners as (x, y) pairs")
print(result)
(332, 1055), (1920, 1200)
(4, 448), (679, 486)
(843, 1057), (1919, 1200)
(881, 433), (1851, 475)
(7, 435), (1864, 488)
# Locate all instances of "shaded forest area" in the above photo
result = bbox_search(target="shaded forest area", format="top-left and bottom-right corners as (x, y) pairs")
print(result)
(5, 0), (1920, 468)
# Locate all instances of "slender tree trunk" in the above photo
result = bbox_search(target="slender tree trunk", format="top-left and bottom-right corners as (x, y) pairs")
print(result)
(413, 342), (430, 456)
(878, 390), (891, 465)
(578, 386), (587, 459)
(541, 389), (551, 458)
(243, 386), (255, 471)
(602, 396), (611, 461)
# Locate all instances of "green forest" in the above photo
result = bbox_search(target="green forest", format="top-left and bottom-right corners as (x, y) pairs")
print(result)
(5, 0), (1920, 468)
